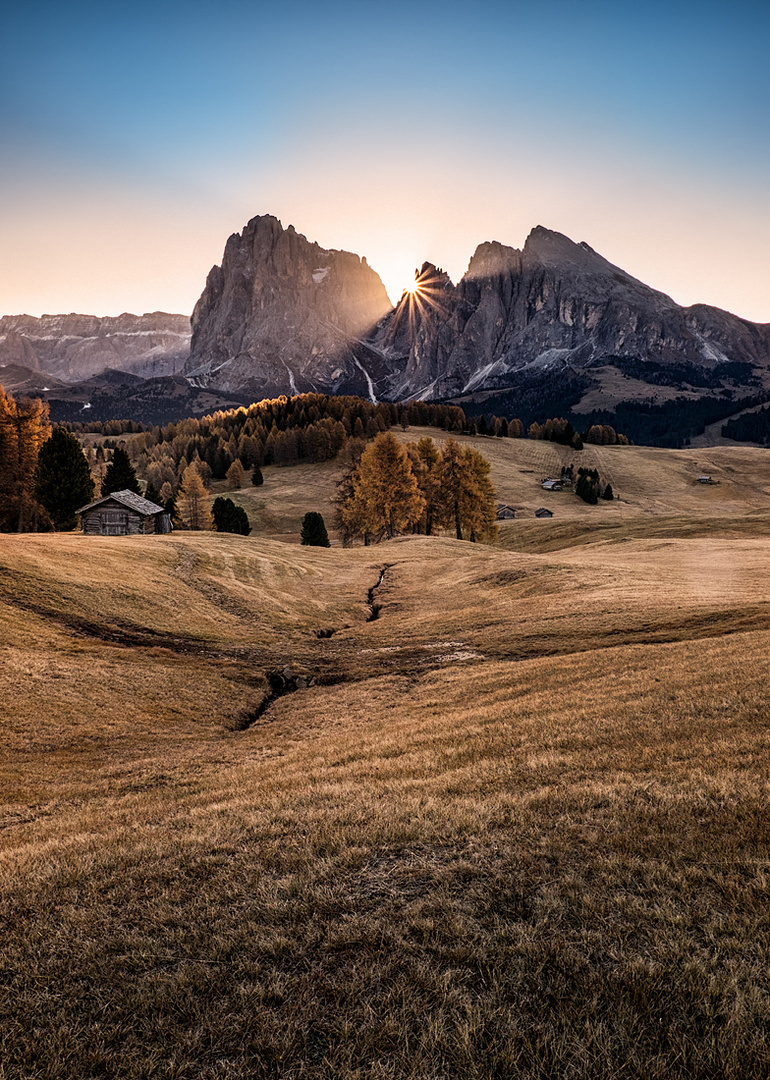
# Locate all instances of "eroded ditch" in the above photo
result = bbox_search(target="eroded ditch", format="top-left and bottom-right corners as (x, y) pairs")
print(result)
(367, 564), (392, 622)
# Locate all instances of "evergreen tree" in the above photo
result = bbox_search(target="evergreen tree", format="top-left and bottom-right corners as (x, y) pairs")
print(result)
(143, 481), (163, 507)
(301, 511), (331, 547)
(101, 446), (140, 496)
(0, 386), (51, 532)
(212, 496), (251, 535)
(33, 428), (95, 530)
(252, 464), (264, 486)
(575, 468), (600, 504)
(602, 482), (614, 501)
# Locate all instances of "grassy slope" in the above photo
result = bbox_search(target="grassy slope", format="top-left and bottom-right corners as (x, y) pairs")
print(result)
(2, 437), (770, 1078)
(217, 429), (770, 544)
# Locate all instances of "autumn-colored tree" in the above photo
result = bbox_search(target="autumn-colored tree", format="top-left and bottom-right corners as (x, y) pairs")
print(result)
(406, 436), (448, 536)
(225, 459), (245, 490)
(0, 386), (51, 531)
(339, 431), (425, 543)
(436, 438), (498, 542)
(175, 464), (213, 530)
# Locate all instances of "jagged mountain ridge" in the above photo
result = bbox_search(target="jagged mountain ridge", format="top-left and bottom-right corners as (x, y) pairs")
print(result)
(371, 227), (770, 404)
(3, 218), (769, 429)
(186, 217), (770, 408)
(0, 312), (191, 382)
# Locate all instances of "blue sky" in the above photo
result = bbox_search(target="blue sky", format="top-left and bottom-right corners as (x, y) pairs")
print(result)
(1, 0), (768, 320)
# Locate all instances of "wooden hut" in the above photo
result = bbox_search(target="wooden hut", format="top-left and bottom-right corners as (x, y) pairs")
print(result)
(535, 507), (554, 518)
(77, 490), (171, 536)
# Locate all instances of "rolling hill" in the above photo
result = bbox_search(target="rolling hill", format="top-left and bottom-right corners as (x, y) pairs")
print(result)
(2, 437), (770, 1077)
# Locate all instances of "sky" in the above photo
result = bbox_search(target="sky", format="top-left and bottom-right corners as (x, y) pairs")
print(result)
(1, 0), (768, 322)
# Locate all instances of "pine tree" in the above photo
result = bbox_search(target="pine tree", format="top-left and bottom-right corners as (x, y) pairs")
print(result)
(0, 386), (51, 531)
(301, 511), (331, 547)
(144, 481), (163, 507)
(252, 464), (264, 486)
(101, 447), (140, 496)
(176, 464), (213, 530)
(33, 428), (95, 530)
(212, 496), (251, 535)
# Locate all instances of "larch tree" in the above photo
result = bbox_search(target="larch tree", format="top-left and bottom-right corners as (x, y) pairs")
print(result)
(0, 386), (51, 531)
(340, 431), (425, 542)
(176, 464), (213, 530)
(436, 438), (498, 542)
(459, 445), (498, 542)
(33, 427), (94, 530)
(409, 436), (448, 536)
(225, 460), (245, 490)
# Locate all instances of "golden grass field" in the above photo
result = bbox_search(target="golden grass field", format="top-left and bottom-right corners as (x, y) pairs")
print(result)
(2, 432), (770, 1078)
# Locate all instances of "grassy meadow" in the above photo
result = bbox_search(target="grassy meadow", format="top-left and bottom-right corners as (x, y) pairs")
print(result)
(2, 433), (770, 1078)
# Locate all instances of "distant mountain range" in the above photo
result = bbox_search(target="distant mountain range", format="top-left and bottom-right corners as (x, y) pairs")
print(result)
(2, 216), (769, 437)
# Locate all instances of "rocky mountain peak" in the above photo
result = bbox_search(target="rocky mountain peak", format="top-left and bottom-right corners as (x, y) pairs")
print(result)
(185, 215), (392, 398)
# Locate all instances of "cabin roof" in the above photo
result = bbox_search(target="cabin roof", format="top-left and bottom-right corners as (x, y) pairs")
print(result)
(77, 489), (165, 516)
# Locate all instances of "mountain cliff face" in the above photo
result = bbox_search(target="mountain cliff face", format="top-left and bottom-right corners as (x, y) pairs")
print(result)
(184, 215), (393, 398)
(185, 218), (770, 407)
(371, 227), (770, 403)
(0, 311), (188, 382)
(0, 312), (190, 382)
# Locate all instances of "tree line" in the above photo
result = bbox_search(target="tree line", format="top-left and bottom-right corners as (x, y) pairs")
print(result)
(2, 381), (627, 534)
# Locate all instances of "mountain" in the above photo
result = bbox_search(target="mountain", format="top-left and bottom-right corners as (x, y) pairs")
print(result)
(370, 228), (770, 406)
(184, 215), (393, 399)
(5, 219), (769, 441)
(185, 219), (770, 416)
(0, 312), (191, 382)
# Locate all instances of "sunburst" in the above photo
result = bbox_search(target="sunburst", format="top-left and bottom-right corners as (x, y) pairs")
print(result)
(394, 266), (450, 340)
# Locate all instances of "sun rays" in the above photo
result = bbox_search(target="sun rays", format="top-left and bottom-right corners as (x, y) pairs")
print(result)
(393, 264), (452, 340)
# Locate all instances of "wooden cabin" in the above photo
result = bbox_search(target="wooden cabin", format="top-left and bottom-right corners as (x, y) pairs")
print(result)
(77, 490), (172, 536)
(535, 507), (554, 518)
(496, 504), (516, 520)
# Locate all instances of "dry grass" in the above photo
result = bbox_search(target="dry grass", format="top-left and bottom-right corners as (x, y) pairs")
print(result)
(2, 451), (770, 1077)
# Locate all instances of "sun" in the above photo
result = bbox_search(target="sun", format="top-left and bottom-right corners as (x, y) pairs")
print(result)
(403, 277), (422, 297)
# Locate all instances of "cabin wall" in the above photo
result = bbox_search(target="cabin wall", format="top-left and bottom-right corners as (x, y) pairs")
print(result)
(80, 506), (158, 536)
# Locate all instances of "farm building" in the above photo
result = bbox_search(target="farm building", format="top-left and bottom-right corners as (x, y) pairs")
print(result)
(77, 490), (172, 536)
(535, 507), (554, 518)
(496, 504), (516, 520)
(541, 479), (563, 492)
